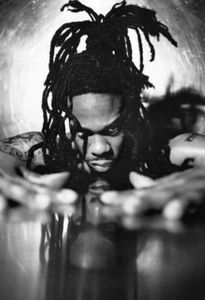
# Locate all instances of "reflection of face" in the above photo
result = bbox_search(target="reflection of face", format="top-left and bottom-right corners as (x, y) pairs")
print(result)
(70, 93), (125, 173)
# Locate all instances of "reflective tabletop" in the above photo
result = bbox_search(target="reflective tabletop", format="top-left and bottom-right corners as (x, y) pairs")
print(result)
(0, 189), (205, 300)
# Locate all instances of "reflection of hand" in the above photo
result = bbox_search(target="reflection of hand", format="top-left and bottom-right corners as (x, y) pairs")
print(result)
(101, 168), (205, 220)
(0, 167), (78, 211)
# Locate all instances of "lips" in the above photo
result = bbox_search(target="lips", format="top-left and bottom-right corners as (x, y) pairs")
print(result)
(88, 160), (113, 172)
(91, 160), (112, 166)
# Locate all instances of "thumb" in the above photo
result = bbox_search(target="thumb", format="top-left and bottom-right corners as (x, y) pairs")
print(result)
(129, 171), (155, 189)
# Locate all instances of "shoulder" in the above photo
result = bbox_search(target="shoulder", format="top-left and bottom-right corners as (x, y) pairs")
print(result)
(168, 133), (205, 167)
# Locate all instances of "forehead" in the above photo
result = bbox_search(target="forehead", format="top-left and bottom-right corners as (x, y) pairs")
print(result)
(71, 93), (122, 130)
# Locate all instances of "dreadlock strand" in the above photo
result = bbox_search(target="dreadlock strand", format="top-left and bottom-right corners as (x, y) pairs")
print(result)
(105, 3), (177, 52)
(143, 31), (155, 62)
(41, 87), (52, 133)
(61, 0), (99, 23)
(124, 32), (132, 59)
(49, 24), (73, 67)
(105, 0), (126, 19)
(26, 142), (44, 170)
(157, 21), (178, 47)
(56, 29), (86, 62)
(135, 28), (144, 72)
(50, 21), (91, 70)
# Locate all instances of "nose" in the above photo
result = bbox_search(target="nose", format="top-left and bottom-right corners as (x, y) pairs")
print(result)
(88, 134), (111, 157)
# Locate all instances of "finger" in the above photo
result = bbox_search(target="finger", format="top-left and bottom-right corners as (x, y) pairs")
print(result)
(0, 175), (48, 209)
(122, 215), (185, 233)
(6, 183), (77, 210)
(101, 205), (122, 218)
(0, 194), (7, 212)
(163, 199), (187, 220)
(122, 195), (147, 215)
(53, 188), (78, 205)
(19, 167), (70, 189)
(129, 172), (155, 189)
(100, 191), (121, 206)
(101, 189), (147, 215)
(101, 188), (178, 217)
(9, 185), (51, 210)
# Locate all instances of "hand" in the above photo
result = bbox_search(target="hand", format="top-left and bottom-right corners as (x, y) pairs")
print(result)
(0, 166), (78, 212)
(0, 140), (78, 212)
(19, 167), (70, 189)
(101, 168), (205, 220)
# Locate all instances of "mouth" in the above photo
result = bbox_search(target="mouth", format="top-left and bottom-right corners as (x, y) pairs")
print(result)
(88, 160), (113, 172)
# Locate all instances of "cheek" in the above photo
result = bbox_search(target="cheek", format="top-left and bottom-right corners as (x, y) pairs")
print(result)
(109, 133), (125, 154)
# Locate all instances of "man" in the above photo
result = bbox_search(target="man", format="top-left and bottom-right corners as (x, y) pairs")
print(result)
(26, 0), (179, 179)
(0, 0), (205, 218)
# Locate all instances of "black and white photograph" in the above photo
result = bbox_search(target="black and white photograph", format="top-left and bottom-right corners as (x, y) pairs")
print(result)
(0, 0), (205, 299)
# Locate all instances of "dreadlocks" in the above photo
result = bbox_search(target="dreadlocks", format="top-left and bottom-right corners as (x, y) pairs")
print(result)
(27, 0), (177, 178)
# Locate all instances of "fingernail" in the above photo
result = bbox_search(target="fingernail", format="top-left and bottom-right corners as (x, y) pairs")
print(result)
(122, 197), (142, 215)
(163, 200), (184, 220)
(56, 189), (78, 204)
(100, 191), (119, 205)
(32, 193), (51, 210)
(129, 172), (155, 188)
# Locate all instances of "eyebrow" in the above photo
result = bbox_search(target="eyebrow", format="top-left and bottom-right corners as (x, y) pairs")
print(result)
(72, 114), (122, 136)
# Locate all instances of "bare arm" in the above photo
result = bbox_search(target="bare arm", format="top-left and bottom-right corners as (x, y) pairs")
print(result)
(0, 131), (44, 168)
(169, 133), (205, 167)
(101, 133), (205, 221)
(0, 132), (76, 209)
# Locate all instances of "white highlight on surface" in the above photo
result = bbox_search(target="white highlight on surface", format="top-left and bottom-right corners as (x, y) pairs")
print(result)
(2, 0), (205, 137)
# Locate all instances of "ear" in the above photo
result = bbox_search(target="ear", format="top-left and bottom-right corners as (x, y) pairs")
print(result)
(129, 171), (155, 189)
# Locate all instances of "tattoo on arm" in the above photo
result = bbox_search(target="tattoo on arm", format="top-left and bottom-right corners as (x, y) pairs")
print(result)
(185, 133), (197, 142)
(0, 132), (44, 162)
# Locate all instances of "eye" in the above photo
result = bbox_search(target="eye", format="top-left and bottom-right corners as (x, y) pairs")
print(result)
(70, 124), (80, 136)
(76, 128), (93, 139)
(76, 131), (87, 139)
(69, 118), (84, 136)
(107, 124), (122, 136)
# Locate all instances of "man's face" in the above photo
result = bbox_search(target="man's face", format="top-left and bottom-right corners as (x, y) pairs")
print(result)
(70, 93), (125, 173)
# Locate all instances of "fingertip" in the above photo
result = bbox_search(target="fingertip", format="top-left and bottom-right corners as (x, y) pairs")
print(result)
(122, 197), (142, 215)
(100, 191), (119, 205)
(129, 172), (138, 188)
(57, 189), (78, 205)
(163, 200), (184, 220)
(129, 172), (155, 189)
(129, 171), (137, 182)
